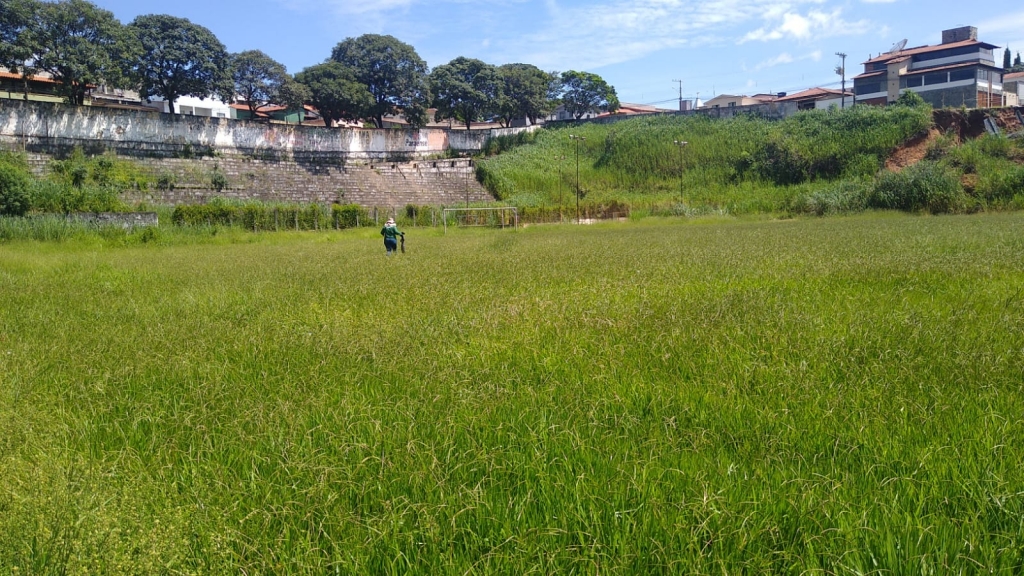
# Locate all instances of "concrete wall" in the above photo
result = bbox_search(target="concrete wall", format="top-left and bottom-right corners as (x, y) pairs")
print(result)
(0, 99), (535, 162)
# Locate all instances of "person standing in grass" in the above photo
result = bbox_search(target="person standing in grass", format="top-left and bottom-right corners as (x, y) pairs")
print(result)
(381, 217), (404, 255)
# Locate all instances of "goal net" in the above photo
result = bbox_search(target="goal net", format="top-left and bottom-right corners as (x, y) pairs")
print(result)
(442, 207), (519, 234)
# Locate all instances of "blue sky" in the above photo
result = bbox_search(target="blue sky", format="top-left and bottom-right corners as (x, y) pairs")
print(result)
(94, 0), (1023, 106)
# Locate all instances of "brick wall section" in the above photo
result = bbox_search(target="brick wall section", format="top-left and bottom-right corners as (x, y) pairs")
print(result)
(21, 151), (493, 207)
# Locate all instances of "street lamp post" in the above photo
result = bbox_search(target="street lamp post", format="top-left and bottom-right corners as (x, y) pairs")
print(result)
(569, 134), (585, 223)
(673, 140), (688, 204)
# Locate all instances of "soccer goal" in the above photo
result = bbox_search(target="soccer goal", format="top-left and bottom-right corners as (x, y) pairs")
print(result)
(442, 207), (519, 234)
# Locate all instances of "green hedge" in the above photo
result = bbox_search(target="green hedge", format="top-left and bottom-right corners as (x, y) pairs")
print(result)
(172, 203), (368, 231)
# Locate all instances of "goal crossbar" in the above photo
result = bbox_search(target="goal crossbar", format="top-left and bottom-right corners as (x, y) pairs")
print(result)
(442, 207), (519, 234)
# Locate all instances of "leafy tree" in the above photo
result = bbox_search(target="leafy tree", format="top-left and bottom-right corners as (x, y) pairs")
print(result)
(559, 70), (619, 120)
(1016, 52), (1023, 70)
(1005, 47), (1012, 70)
(276, 76), (310, 123)
(330, 34), (429, 128)
(28, 0), (128, 105)
(495, 63), (557, 127)
(126, 14), (232, 114)
(0, 0), (38, 75)
(430, 57), (500, 130)
(231, 50), (287, 120)
(295, 62), (373, 129)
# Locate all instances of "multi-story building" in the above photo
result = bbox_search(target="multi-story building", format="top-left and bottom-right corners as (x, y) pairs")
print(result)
(853, 26), (1005, 108)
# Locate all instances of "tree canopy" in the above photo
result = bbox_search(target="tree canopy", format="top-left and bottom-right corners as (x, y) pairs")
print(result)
(559, 70), (619, 120)
(276, 76), (311, 122)
(430, 57), (500, 130)
(231, 50), (287, 120)
(126, 14), (232, 114)
(0, 0), (38, 74)
(496, 63), (557, 127)
(28, 0), (128, 105)
(295, 62), (374, 129)
(330, 34), (429, 129)
(1005, 48), (1012, 70)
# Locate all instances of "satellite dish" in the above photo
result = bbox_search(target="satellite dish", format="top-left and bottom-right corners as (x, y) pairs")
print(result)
(888, 39), (908, 54)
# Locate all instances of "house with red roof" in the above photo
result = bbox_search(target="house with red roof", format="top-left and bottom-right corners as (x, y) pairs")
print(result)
(852, 26), (1006, 108)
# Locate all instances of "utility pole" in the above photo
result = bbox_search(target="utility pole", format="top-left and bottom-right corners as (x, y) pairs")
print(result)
(835, 52), (847, 108)
(673, 79), (684, 111)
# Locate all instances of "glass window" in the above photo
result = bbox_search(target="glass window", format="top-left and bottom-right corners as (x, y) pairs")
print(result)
(949, 69), (975, 82)
(728, 101), (736, 107)
(855, 82), (882, 95)
(924, 72), (948, 86)
(977, 69), (989, 82)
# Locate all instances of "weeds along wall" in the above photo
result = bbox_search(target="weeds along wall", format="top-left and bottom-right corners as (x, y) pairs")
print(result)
(0, 100), (509, 206)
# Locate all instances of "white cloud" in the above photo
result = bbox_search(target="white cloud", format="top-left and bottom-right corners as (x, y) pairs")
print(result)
(752, 49), (822, 70)
(741, 8), (871, 43)
(978, 11), (1024, 38)
(275, 0), (875, 73)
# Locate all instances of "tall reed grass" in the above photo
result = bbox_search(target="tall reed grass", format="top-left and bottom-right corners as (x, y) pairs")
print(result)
(2, 214), (1023, 573)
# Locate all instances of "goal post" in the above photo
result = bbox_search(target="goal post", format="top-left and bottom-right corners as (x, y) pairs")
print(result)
(442, 207), (519, 234)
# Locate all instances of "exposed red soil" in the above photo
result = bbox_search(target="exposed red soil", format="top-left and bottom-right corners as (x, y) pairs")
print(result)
(886, 128), (940, 172)
(887, 107), (1024, 171)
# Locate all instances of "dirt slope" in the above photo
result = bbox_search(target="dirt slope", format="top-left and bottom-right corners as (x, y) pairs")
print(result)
(887, 108), (1023, 172)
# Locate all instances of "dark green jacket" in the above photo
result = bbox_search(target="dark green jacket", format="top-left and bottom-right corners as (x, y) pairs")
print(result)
(381, 225), (404, 240)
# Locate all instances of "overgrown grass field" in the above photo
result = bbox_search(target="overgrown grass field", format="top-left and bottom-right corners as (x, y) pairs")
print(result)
(2, 213), (1024, 573)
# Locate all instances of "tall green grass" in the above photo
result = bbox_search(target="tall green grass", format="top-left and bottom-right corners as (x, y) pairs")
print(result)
(476, 103), (932, 211)
(2, 214), (1024, 573)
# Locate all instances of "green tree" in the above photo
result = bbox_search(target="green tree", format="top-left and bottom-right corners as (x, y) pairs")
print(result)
(0, 0), (39, 81)
(295, 62), (373, 129)
(430, 57), (500, 130)
(495, 63), (557, 127)
(28, 0), (128, 105)
(330, 34), (429, 128)
(1016, 52), (1023, 70)
(1005, 47), (1012, 70)
(277, 76), (311, 124)
(559, 70), (619, 120)
(231, 50), (287, 121)
(126, 14), (232, 114)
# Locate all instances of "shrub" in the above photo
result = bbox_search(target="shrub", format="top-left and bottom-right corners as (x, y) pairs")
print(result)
(791, 180), (870, 216)
(976, 165), (1024, 205)
(210, 165), (229, 192)
(869, 162), (966, 213)
(0, 163), (31, 217)
(156, 172), (177, 191)
(333, 204), (367, 229)
(49, 148), (151, 191)
(751, 140), (808, 185)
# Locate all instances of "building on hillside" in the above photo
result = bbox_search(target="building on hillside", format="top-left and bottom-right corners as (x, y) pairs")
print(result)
(88, 85), (156, 112)
(775, 87), (854, 110)
(545, 104), (601, 122)
(1002, 71), (1023, 106)
(143, 95), (234, 118)
(699, 94), (764, 109)
(852, 26), (1005, 108)
(1, 70), (66, 103)
(230, 103), (307, 124)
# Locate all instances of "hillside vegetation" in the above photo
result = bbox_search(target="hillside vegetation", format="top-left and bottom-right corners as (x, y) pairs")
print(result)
(477, 95), (1024, 217)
